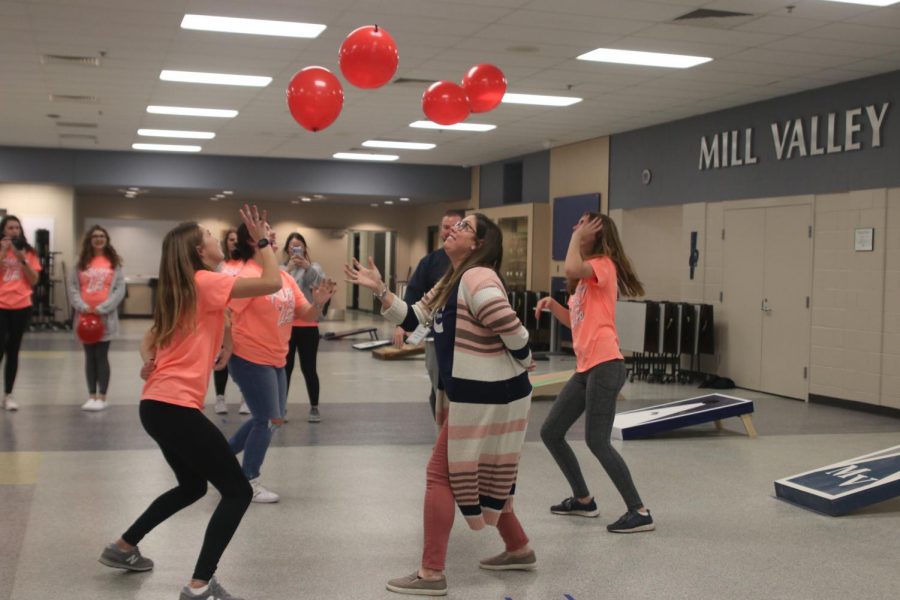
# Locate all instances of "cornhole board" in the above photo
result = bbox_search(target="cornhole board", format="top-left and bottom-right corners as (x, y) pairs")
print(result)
(613, 393), (755, 440)
(372, 345), (426, 360)
(774, 445), (900, 516)
(530, 370), (575, 397)
(321, 327), (378, 341)
(352, 339), (392, 351)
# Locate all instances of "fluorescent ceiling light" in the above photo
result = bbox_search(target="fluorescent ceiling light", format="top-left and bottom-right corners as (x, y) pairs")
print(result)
(300, 197), (312, 202)
(384, 200), (394, 205)
(577, 48), (712, 69)
(160, 70), (272, 87)
(399, 197), (410, 202)
(333, 152), (399, 162)
(181, 14), (326, 38)
(818, 0), (899, 5)
(502, 93), (582, 107)
(409, 121), (496, 132)
(132, 143), (202, 153)
(363, 140), (436, 150)
(138, 128), (215, 139)
(147, 105), (238, 118)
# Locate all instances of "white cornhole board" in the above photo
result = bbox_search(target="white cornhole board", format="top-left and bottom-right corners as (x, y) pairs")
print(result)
(613, 394), (754, 440)
(774, 445), (900, 516)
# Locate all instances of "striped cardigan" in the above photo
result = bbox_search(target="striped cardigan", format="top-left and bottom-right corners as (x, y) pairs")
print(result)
(383, 266), (532, 530)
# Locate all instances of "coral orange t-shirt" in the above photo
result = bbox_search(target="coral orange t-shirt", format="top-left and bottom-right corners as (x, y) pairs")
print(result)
(0, 250), (41, 310)
(79, 256), (115, 308)
(141, 270), (236, 410)
(219, 259), (244, 277)
(568, 256), (623, 373)
(229, 260), (308, 368)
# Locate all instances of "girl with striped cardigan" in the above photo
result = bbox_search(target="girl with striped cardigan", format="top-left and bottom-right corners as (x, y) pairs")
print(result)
(345, 213), (536, 597)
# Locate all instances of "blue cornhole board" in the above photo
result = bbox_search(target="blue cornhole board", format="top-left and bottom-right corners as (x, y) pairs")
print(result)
(612, 394), (754, 440)
(774, 445), (900, 516)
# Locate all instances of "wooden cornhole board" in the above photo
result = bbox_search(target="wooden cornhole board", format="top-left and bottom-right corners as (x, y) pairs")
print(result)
(774, 445), (900, 516)
(612, 393), (756, 440)
(530, 370), (575, 397)
(372, 344), (426, 360)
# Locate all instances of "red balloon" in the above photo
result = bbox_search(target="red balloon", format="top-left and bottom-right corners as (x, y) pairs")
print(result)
(339, 25), (399, 89)
(77, 313), (105, 345)
(286, 67), (344, 132)
(461, 64), (507, 113)
(422, 81), (470, 126)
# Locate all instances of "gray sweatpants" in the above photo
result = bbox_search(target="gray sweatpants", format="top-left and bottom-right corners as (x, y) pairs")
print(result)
(540, 359), (644, 511)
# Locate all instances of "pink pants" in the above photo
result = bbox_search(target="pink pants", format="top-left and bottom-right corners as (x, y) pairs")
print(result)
(422, 422), (529, 571)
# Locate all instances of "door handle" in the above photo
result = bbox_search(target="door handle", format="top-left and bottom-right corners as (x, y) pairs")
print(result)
(761, 299), (772, 313)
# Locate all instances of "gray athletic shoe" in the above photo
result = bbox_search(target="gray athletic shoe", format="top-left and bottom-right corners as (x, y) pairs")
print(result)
(179, 577), (245, 600)
(386, 572), (447, 596)
(98, 542), (154, 572)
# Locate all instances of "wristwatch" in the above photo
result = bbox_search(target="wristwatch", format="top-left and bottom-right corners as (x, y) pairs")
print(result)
(256, 238), (269, 249)
(373, 286), (389, 300)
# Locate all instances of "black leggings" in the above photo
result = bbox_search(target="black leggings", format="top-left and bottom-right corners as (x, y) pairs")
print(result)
(122, 400), (252, 582)
(0, 307), (30, 395)
(285, 326), (320, 406)
(83, 341), (111, 395)
(214, 365), (229, 396)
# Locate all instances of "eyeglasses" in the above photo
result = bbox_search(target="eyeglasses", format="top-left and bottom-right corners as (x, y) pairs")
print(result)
(454, 220), (474, 233)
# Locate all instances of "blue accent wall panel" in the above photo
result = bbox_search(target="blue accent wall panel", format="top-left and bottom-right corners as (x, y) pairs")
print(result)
(552, 193), (600, 260)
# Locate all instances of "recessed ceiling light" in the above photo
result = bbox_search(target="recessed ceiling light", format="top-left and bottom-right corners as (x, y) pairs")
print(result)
(333, 152), (399, 162)
(125, 193), (136, 198)
(147, 105), (238, 118)
(160, 70), (272, 87)
(138, 128), (216, 139)
(223, 190), (233, 195)
(291, 199), (300, 204)
(313, 194), (326, 199)
(502, 93), (582, 107)
(132, 143), (202, 152)
(577, 48), (712, 69)
(409, 121), (496, 132)
(362, 140), (436, 150)
(819, 0), (900, 5)
(370, 203), (379, 207)
(399, 197), (410, 202)
(127, 187), (139, 191)
(210, 197), (220, 201)
(300, 197), (312, 202)
(181, 14), (326, 38)
(384, 200), (394, 205)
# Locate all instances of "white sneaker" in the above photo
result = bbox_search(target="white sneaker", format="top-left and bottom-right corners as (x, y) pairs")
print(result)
(3, 395), (18, 411)
(249, 479), (279, 503)
(238, 401), (250, 415)
(94, 399), (108, 411)
(214, 395), (228, 414)
(81, 398), (98, 411)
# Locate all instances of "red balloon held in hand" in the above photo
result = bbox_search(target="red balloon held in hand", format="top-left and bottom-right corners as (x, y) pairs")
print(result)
(462, 64), (507, 113)
(339, 25), (399, 89)
(286, 67), (344, 132)
(77, 313), (105, 345)
(422, 81), (470, 126)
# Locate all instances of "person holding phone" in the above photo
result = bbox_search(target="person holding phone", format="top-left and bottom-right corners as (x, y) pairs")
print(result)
(0, 215), (40, 411)
(536, 212), (654, 534)
(282, 232), (326, 422)
(213, 228), (242, 415)
(98, 206), (281, 600)
(67, 225), (126, 411)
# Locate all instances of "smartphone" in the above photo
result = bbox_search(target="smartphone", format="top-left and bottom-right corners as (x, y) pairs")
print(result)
(291, 246), (305, 258)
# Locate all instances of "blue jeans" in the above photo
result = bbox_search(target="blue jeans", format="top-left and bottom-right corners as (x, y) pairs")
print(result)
(227, 354), (287, 480)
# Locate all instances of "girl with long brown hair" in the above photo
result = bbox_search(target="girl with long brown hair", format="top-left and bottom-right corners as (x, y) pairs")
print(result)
(213, 228), (242, 415)
(99, 206), (283, 600)
(67, 225), (125, 411)
(346, 213), (536, 597)
(0, 215), (40, 411)
(536, 212), (654, 533)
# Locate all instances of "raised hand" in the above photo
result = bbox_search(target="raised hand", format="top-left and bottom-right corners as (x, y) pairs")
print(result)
(238, 204), (269, 243)
(312, 278), (337, 305)
(573, 215), (603, 239)
(343, 256), (384, 292)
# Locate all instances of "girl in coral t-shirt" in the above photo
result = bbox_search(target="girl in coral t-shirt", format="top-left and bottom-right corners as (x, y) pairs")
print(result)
(536, 212), (655, 534)
(98, 206), (284, 600)
(226, 223), (336, 503)
(0, 215), (41, 412)
(67, 225), (126, 412)
(212, 227), (243, 416)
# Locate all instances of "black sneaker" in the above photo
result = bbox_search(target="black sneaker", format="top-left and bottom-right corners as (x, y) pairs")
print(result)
(607, 509), (655, 533)
(550, 496), (599, 517)
(98, 542), (154, 571)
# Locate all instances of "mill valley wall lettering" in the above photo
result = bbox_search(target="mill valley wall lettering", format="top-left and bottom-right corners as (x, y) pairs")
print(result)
(699, 102), (890, 171)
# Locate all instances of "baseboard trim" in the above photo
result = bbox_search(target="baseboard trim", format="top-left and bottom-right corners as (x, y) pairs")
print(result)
(808, 394), (900, 419)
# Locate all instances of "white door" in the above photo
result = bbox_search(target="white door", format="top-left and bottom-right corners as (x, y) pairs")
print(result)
(761, 205), (812, 399)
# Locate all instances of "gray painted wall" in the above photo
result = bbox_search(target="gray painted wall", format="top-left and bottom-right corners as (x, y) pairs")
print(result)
(479, 150), (550, 208)
(610, 70), (900, 209)
(0, 147), (471, 202)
